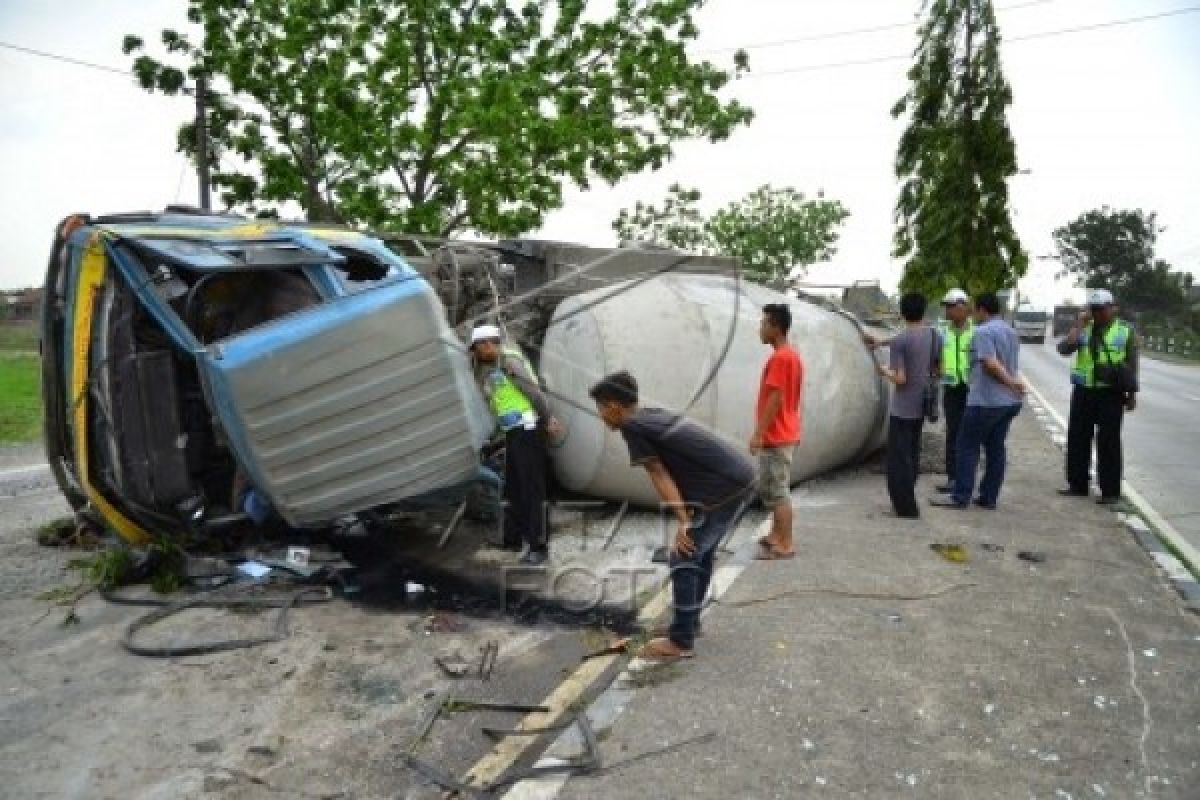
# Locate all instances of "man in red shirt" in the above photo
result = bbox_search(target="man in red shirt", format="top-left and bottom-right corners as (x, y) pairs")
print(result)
(751, 303), (804, 559)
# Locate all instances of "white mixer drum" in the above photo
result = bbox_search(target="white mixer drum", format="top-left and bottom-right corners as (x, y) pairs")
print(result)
(538, 274), (887, 506)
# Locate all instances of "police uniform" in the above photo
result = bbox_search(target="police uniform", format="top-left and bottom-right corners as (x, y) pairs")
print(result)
(938, 318), (974, 478)
(1058, 317), (1138, 500)
(478, 344), (550, 556)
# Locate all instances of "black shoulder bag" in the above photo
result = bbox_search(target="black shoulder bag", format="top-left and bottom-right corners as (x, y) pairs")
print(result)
(1094, 329), (1136, 394)
(923, 328), (941, 423)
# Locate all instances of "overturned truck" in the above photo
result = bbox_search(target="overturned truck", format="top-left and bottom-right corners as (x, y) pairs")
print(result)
(41, 209), (887, 544)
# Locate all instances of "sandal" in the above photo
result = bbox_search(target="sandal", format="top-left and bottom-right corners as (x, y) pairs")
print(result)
(754, 545), (796, 561)
(650, 622), (703, 638)
(637, 636), (694, 661)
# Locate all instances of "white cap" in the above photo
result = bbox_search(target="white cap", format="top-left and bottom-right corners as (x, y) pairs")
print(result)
(469, 324), (502, 346)
(942, 288), (969, 305)
(1087, 288), (1115, 306)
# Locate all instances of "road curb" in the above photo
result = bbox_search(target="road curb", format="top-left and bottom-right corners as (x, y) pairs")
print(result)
(1024, 380), (1200, 611)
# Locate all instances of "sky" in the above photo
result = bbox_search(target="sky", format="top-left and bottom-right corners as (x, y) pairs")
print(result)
(2, 0), (1199, 309)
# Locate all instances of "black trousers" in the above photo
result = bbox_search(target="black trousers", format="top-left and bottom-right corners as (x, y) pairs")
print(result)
(887, 415), (924, 518)
(942, 385), (969, 477)
(503, 427), (548, 550)
(1066, 387), (1125, 498)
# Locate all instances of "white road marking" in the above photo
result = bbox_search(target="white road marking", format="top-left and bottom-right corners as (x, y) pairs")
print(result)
(0, 463), (50, 480)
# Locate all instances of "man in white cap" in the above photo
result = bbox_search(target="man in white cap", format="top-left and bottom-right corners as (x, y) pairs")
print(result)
(1055, 288), (1139, 505)
(934, 288), (974, 492)
(469, 324), (562, 565)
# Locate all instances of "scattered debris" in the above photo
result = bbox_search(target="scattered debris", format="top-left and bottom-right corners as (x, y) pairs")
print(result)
(930, 543), (969, 563)
(721, 582), (977, 608)
(434, 652), (472, 679)
(984, 704), (996, 715)
(236, 561), (272, 579)
(979, 542), (1005, 553)
(437, 501), (469, 549)
(117, 586), (331, 657)
(583, 637), (631, 660)
(192, 738), (222, 754)
(424, 611), (468, 634)
(478, 640), (499, 681)
(1142, 648), (1157, 658)
(444, 700), (551, 714)
(247, 735), (284, 759)
(601, 501), (630, 550)
(1017, 550), (1047, 564)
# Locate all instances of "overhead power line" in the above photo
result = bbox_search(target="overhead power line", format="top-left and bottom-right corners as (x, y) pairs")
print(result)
(702, 0), (1053, 54)
(0, 40), (132, 76)
(743, 4), (1200, 79)
(3, 3), (1198, 86)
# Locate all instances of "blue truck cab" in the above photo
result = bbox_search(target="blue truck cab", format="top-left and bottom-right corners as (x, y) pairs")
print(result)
(40, 209), (492, 544)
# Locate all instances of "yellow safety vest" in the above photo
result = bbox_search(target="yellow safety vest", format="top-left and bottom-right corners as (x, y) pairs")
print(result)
(939, 320), (975, 387)
(484, 348), (538, 431)
(1071, 321), (1130, 388)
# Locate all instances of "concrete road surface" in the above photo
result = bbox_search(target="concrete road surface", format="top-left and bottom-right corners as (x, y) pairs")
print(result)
(1020, 337), (1200, 553)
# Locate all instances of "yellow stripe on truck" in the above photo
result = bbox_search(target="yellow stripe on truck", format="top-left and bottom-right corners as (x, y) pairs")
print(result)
(71, 234), (153, 545)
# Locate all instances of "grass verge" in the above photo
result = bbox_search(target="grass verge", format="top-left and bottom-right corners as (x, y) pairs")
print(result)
(0, 353), (41, 443)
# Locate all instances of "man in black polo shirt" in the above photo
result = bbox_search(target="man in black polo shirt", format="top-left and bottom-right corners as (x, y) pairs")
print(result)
(590, 371), (755, 660)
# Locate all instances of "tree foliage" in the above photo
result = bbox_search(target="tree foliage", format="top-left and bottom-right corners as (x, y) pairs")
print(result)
(892, 0), (1027, 298)
(123, 0), (753, 234)
(1052, 207), (1193, 313)
(613, 184), (849, 282)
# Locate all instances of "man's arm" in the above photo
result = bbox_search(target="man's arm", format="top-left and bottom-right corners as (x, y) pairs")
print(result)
(751, 388), (783, 451)
(1126, 330), (1140, 393)
(1057, 311), (1090, 356)
(505, 357), (553, 421)
(982, 356), (1026, 395)
(642, 458), (696, 557)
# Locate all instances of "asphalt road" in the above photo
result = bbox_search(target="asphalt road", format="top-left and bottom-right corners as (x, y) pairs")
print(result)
(1020, 336), (1200, 552)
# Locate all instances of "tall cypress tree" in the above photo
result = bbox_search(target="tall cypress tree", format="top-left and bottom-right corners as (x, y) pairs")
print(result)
(892, 0), (1027, 298)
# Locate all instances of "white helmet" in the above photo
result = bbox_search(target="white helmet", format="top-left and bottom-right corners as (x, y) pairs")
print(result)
(469, 324), (502, 346)
(1086, 288), (1115, 306)
(941, 288), (969, 306)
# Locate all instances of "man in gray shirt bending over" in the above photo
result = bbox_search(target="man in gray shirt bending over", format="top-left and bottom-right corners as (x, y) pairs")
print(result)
(931, 292), (1027, 510)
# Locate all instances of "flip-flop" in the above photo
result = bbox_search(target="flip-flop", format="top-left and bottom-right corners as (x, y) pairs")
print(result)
(637, 637), (694, 661)
(754, 546), (796, 561)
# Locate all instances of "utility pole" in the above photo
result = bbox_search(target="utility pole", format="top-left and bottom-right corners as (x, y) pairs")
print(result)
(195, 73), (212, 211)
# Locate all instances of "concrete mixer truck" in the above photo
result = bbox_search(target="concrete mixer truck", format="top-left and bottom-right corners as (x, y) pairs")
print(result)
(41, 207), (888, 544)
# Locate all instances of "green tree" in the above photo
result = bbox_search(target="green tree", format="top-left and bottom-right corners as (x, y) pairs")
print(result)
(123, 0), (753, 234)
(892, 0), (1027, 298)
(613, 184), (849, 282)
(1052, 207), (1192, 313)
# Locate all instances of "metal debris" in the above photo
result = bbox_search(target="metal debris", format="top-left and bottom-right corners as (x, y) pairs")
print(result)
(434, 653), (472, 679)
(424, 611), (468, 634)
(478, 640), (499, 681)
(583, 637), (631, 660)
(1017, 550), (1047, 564)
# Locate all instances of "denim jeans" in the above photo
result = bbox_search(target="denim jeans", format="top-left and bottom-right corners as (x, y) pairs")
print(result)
(952, 404), (1022, 506)
(667, 494), (749, 650)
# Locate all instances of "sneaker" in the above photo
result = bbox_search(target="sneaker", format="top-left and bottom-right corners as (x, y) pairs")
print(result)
(493, 540), (523, 552)
(929, 497), (968, 510)
(973, 498), (997, 510)
(1057, 487), (1088, 497)
(935, 483), (955, 493)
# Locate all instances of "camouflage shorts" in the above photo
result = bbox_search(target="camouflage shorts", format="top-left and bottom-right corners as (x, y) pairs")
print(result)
(758, 446), (793, 506)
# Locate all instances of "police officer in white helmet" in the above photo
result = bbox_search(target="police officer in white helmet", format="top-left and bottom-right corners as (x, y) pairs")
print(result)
(1055, 288), (1139, 505)
(469, 324), (563, 565)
